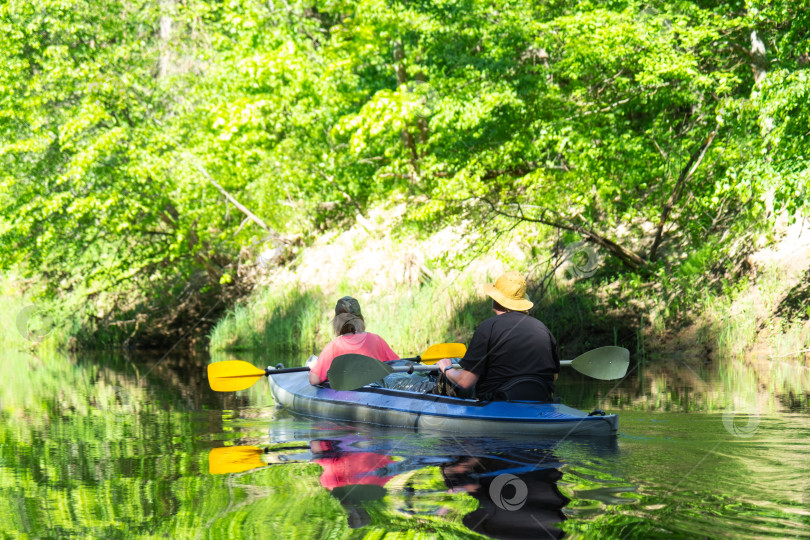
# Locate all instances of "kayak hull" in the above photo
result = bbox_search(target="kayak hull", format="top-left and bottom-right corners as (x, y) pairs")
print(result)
(267, 371), (618, 437)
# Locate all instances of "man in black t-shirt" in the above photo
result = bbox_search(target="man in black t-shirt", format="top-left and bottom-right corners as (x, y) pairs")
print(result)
(436, 271), (560, 401)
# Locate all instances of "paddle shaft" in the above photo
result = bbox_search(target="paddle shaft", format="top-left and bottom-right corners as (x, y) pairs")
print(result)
(397, 360), (572, 372)
(242, 360), (569, 378)
(218, 365), (310, 379)
(258, 353), (453, 376)
(232, 357), (444, 379)
(225, 357), (425, 379)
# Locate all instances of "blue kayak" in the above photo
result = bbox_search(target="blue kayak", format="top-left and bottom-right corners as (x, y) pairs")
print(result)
(267, 370), (618, 437)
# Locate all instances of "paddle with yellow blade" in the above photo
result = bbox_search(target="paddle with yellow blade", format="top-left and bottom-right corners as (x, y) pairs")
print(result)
(209, 445), (310, 474)
(327, 346), (630, 391)
(208, 445), (388, 503)
(207, 342), (468, 392)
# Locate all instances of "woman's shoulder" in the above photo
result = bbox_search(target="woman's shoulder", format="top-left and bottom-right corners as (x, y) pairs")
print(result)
(362, 332), (393, 345)
(335, 331), (371, 344)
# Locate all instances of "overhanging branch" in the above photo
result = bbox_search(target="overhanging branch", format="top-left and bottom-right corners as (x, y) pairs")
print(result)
(478, 197), (647, 271)
(649, 126), (718, 261)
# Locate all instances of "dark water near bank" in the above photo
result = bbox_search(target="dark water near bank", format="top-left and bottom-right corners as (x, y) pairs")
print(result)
(2, 349), (809, 539)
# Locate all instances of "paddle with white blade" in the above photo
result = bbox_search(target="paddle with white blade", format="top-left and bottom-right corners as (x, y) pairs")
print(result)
(560, 346), (629, 380)
(327, 346), (630, 391)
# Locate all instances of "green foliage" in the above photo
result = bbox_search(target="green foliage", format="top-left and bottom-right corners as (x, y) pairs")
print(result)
(1, 0), (809, 344)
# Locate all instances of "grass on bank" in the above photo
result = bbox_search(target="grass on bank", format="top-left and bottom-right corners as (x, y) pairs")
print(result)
(208, 276), (492, 361)
(209, 286), (327, 355)
(209, 269), (635, 363)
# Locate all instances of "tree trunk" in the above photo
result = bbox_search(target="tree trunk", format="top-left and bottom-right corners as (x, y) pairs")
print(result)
(648, 128), (718, 261)
(413, 70), (429, 147)
(750, 30), (768, 86)
(392, 41), (420, 181)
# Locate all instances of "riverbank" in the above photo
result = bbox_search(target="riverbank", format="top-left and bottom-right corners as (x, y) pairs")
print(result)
(208, 202), (637, 360)
(207, 204), (810, 396)
(4, 203), (809, 396)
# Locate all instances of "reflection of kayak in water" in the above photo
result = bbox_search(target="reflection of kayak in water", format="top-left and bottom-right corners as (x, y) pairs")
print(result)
(267, 370), (618, 437)
(317, 432), (577, 537)
(210, 425), (626, 538)
(264, 415), (619, 459)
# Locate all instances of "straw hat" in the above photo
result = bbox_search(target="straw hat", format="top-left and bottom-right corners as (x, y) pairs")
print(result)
(483, 271), (533, 311)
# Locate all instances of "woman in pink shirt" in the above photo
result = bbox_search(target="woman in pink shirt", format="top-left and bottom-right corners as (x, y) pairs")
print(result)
(308, 296), (399, 385)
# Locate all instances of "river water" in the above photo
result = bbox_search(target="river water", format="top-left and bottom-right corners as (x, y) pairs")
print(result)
(1, 349), (809, 539)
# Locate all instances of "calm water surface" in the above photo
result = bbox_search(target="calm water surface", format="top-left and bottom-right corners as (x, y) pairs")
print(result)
(1, 349), (809, 539)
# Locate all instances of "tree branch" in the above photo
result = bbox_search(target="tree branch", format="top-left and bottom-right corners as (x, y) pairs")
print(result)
(477, 197), (647, 271)
(648, 127), (718, 261)
(191, 161), (274, 234)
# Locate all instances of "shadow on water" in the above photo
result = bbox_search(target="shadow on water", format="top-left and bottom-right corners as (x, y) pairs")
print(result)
(77, 348), (250, 411)
(1, 348), (247, 418)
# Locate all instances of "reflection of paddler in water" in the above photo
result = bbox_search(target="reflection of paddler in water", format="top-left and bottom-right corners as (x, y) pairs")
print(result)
(209, 438), (400, 528)
(309, 439), (397, 528)
(210, 432), (581, 534)
(440, 454), (570, 540)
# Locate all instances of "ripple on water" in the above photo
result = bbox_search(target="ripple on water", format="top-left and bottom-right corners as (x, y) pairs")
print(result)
(558, 410), (810, 539)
